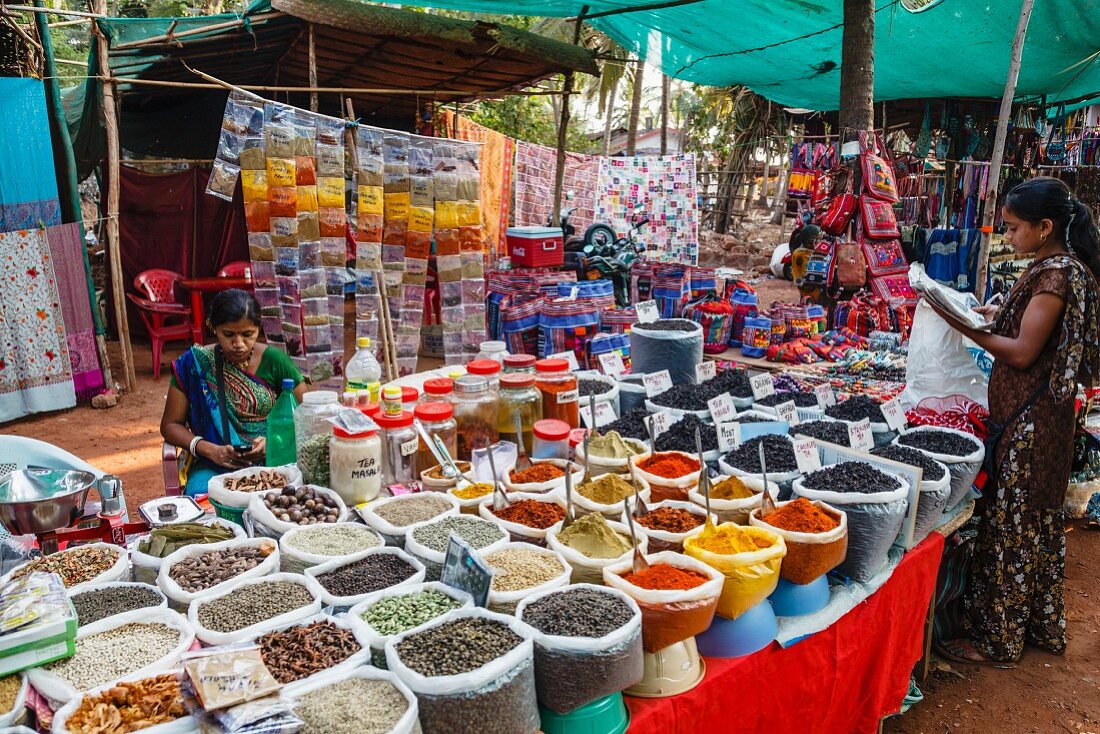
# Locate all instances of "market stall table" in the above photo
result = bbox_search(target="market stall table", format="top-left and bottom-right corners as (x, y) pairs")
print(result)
(626, 531), (944, 734)
(179, 277), (252, 344)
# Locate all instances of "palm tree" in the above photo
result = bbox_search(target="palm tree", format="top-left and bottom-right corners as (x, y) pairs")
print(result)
(626, 59), (645, 155)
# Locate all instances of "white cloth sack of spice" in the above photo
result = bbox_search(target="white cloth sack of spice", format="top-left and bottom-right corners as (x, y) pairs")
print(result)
(573, 440), (650, 480)
(484, 544), (572, 615)
(360, 493), (460, 548)
(569, 473), (644, 520)
(901, 299), (990, 409)
(402, 517), (509, 582)
(514, 584), (643, 715)
(479, 493), (567, 545)
(267, 613), (372, 698)
(72, 581), (168, 627)
(898, 456), (953, 543)
(187, 572), (322, 647)
(502, 458), (583, 495)
(687, 475), (777, 525)
(246, 485), (349, 538)
(383, 608), (540, 734)
(278, 524), (384, 575)
(1, 542), (131, 594)
(0, 674), (28, 729)
(278, 664), (420, 734)
(207, 465), (303, 509)
(718, 435), (802, 488)
(347, 581), (474, 667)
(157, 537), (279, 612)
(50, 669), (196, 734)
(620, 498), (714, 553)
(545, 519), (648, 587)
(131, 519), (246, 585)
(892, 425), (985, 509)
(303, 547), (426, 611)
(629, 451), (702, 497)
(27, 608), (196, 706)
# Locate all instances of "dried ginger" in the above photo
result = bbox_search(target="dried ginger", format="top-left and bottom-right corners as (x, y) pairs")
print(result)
(66, 674), (185, 734)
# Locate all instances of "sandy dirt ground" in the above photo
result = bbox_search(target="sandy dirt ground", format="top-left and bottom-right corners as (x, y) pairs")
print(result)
(2, 272), (1098, 733)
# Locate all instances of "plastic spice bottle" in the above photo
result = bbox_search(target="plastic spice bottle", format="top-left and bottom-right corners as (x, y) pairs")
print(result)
(329, 424), (382, 505)
(293, 390), (341, 483)
(497, 373), (542, 455)
(466, 358), (502, 392)
(452, 374), (499, 461)
(532, 419), (571, 461)
(535, 358), (579, 429)
(476, 340), (509, 364)
(400, 386), (420, 413)
(414, 402), (458, 474)
(419, 377), (454, 405)
(374, 411), (419, 486)
(381, 385), (403, 417)
(502, 354), (537, 374)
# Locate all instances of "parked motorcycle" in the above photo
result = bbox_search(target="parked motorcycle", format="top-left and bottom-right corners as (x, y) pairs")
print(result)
(562, 213), (648, 307)
(548, 191), (586, 249)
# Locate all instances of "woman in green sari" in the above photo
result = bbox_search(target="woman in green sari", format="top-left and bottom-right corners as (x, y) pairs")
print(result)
(160, 290), (306, 496)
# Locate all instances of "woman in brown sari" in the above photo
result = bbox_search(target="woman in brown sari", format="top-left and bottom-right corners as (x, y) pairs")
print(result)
(931, 177), (1100, 667)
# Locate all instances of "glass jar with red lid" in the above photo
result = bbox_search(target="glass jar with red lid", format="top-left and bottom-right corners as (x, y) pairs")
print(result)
(535, 358), (578, 428)
(466, 358), (502, 392)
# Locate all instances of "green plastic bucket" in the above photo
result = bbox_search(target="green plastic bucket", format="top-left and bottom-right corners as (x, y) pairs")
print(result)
(209, 498), (246, 526)
(539, 692), (629, 734)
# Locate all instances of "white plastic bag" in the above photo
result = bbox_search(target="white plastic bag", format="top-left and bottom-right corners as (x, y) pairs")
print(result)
(620, 497), (712, 553)
(158, 537), (279, 611)
(304, 547), (425, 610)
(27, 608), (196, 705)
(1, 542), (130, 593)
(361, 492), (461, 547)
(71, 581), (167, 626)
(570, 472), (643, 520)
(483, 543), (572, 615)
(51, 670), (196, 734)
(687, 475), (777, 525)
(0, 674), (27, 729)
(187, 572), (322, 646)
(748, 499), (848, 584)
(792, 468), (909, 583)
(573, 439), (649, 479)
(385, 608), (539, 734)
(479, 493), (566, 546)
(907, 460), (953, 542)
(515, 584), (643, 715)
(893, 425), (985, 509)
(503, 458), (583, 495)
(207, 465), (303, 509)
(280, 665), (420, 734)
(278, 523), (383, 574)
(246, 485), (349, 538)
(629, 451), (702, 503)
(403, 516), (509, 582)
(261, 613), (372, 697)
(643, 398), (710, 422)
(348, 582), (474, 668)
(131, 519), (246, 585)
(545, 519), (648, 586)
(901, 300), (990, 409)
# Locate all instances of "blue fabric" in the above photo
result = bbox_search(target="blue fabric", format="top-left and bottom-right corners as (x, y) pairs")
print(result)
(0, 79), (61, 232)
(183, 464), (221, 497)
(924, 228), (961, 288)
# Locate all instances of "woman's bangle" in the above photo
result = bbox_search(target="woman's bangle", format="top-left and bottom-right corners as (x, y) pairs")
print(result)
(189, 436), (203, 456)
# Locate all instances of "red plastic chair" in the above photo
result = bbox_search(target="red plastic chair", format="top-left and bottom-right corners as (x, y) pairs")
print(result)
(129, 269), (193, 380)
(217, 261), (252, 280)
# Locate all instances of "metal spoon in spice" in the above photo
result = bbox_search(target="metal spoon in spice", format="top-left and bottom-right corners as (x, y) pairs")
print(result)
(562, 462), (575, 529)
(758, 441), (777, 518)
(415, 419), (452, 478)
(433, 433), (472, 491)
(695, 425), (716, 535)
(486, 441), (511, 512)
(513, 413), (533, 473)
(622, 498), (650, 573)
(628, 462), (649, 519)
(581, 431), (593, 487)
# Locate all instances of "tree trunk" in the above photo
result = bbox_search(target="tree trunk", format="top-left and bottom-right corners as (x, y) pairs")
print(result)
(838, 0), (875, 134)
(626, 59), (645, 155)
(602, 76), (618, 157)
(660, 73), (670, 155)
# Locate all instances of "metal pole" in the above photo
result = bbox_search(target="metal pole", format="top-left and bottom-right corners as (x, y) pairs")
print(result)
(974, 0), (1036, 302)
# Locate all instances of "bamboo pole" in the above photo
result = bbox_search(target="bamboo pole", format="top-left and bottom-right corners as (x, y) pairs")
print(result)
(4, 4), (105, 18)
(93, 9), (136, 392)
(551, 10), (586, 228)
(974, 0), (1036, 302)
(344, 98), (399, 382)
(308, 23), (318, 112)
(110, 12), (284, 50)
(107, 75), (578, 97)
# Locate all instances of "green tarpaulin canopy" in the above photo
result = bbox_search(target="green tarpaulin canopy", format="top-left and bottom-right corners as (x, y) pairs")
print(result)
(367, 0), (1100, 111)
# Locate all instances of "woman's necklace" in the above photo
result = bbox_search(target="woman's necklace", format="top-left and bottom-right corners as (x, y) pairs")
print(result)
(232, 348), (254, 372)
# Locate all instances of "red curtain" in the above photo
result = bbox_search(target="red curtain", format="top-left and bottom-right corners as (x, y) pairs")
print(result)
(109, 165), (248, 337)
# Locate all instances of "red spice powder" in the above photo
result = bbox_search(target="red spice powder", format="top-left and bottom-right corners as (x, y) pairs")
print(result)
(638, 453), (700, 479)
(509, 464), (565, 484)
(491, 499), (566, 529)
(762, 498), (839, 533)
(621, 563), (710, 590)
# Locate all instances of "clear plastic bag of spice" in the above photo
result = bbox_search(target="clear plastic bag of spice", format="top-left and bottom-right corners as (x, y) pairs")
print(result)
(384, 608), (539, 734)
(347, 581), (473, 668)
(515, 584), (643, 715)
(187, 572), (322, 647)
(280, 665), (421, 734)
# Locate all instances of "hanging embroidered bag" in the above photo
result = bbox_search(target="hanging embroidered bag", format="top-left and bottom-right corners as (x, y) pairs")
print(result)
(859, 195), (900, 239)
(860, 132), (900, 203)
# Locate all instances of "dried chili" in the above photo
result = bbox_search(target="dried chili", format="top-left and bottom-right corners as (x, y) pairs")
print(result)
(509, 463), (565, 484)
(635, 507), (704, 534)
(638, 453), (700, 479)
(761, 498), (839, 533)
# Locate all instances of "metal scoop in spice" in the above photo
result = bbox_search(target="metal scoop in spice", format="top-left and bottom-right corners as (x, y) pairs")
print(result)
(628, 462), (649, 519)
(414, 418), (451, 478)
(562, 463), (575, 529)
(485, 440), (510, 512)
(432, 433), (473, 491)
(512, 413), (533, 473)
(758, 441), (778, 518)
(695, 425), (716, 535)
(622, 498), (650, 573)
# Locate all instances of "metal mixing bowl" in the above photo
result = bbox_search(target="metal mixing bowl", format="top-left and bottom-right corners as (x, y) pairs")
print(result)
(0, 468), (96, 536)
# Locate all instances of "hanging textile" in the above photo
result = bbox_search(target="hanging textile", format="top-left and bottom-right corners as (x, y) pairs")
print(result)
(44, 222), (105, 402)
(0, 228), (75, 422)
(513, 141), (600, 229)
(437, 110), (514, 260)
(596, 154), (700, 265)
(0, 79), (61, 233)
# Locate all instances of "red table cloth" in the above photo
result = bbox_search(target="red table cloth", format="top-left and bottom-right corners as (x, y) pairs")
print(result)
(627, 532), (944, 734)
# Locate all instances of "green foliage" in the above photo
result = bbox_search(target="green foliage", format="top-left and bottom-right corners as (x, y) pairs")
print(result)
(467, 93), (597, 153)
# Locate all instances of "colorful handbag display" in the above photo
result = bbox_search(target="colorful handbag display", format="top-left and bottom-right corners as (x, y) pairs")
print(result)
(860, 132), (900, 203)
(860, 195), (900, 239)
(870, 272), (919, 305)
(860, 236), (908, 277)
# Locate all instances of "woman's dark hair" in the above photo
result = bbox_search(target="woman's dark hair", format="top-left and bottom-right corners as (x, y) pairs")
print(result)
(791, 224), (822, 250)
(1004, 176), (1100, 278)
(207, 288), (261, 328)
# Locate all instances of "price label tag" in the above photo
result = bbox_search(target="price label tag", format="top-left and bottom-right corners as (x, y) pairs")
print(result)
(775, 400), (800, 427)
(814, 384), (837, 409)
(880, 397), (908, 432)
(548, 350), (580, 371)
(400, 438), (420, 457)
(565, 286), (579, 301)
(441, 533), (493, 608)
(557, 389), (579, 405)
(635, 300), (659, 323)
(750, 373), (775, 401)
(848, 418), (874, 452)
(792, 438), (822, 474)
(707, 392), (738, 424)
(644, 370), (673, 398)
(580, 401), (617, 429)
(650, 410), (674, 439)
(598, 351), (626, 378)
(695, 361), (716, 382)
(717, 421), (742, 453)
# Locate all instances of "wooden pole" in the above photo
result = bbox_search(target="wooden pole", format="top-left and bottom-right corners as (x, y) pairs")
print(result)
(974, 0), (1036, 302)
(109, 12), (284, 50)
(93, 9), (136, 392)
(551, 10), (586, 229)
(4, 4), (105, 18)
(108, 75), (575, 97)
(660, 73), (669, 155)
(308, 23), (318, 113)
